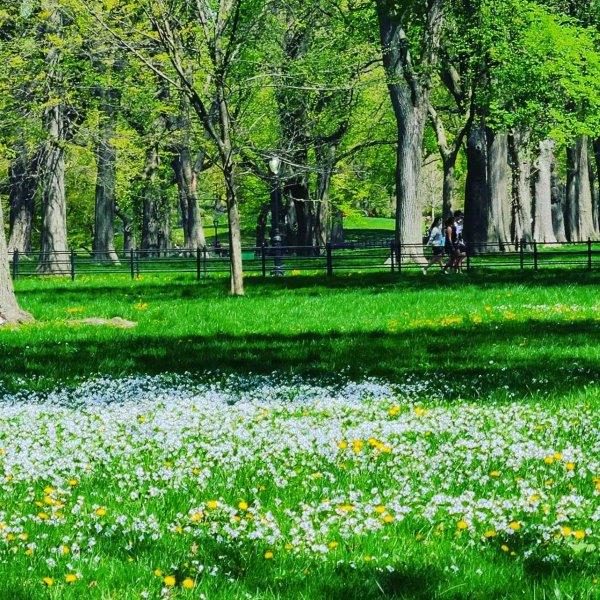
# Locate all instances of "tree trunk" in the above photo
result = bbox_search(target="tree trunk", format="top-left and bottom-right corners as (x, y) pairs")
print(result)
(38, 102), (69, 274)
(532, 140), (557, 244)
(592, 138), (600, 234)
(0, 199), (33, 325)
(551, 166), (567, 243)
(376, 0), (443, 263)
(8, 143), (37, 255)
(140, 145), (170, 255)
(314, 143), (336, 247)
(465, 123), (512, 252)
(225, 168), (244, 296)
(93, 91), (119, 263)
(442, 160), (456, 220)
(116, 206), (136, 252)
(566, 136), (595, 241)
(508, 132), (533, 246)
(173, 146), (206, 252)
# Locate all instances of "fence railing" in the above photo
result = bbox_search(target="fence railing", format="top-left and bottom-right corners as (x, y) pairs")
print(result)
(9, 239), (600, 281)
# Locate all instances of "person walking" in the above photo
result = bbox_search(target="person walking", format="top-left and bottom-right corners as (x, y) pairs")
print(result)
(443, 216), (457, 273)
(422, 216), (445, 274)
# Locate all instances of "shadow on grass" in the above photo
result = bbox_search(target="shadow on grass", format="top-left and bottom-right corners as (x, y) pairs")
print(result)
(2, 319), (599, 397)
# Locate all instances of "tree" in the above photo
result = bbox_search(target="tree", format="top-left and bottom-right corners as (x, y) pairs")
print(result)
(375, 0), (445, 261)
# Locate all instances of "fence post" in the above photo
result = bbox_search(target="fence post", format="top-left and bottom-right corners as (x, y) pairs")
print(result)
(12, 249), (19, 280)
(533, 240), (538, 271)
(326, 243), (333, 277)
(519, 238), (524, 271)
(70, 250), (76, 281)
(390, 240), (395, 273)
(203, 246), (208, 276)
(196, 246), (201, 280)
(587, 238), (592, 271)
(261, 242), (266, 277)
(130, 249), (135, 279)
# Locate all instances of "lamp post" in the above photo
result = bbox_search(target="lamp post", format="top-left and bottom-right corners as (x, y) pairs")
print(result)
(213, 218), (220, 245)
(268, 155), (284, 275)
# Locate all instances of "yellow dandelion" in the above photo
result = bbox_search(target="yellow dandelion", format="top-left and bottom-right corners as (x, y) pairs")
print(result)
(154, 569), (163, 577)
(238, 501), (249, 511)
(206, 500), (219, 510)
(182, 578), (195, 589)
(284, 543), (293, 551)
(190, 511), (203, 522)
(388, 406), (400, 417)
(414, 407), (428, 417)
(163, 575), (176, 587)
(490, 470), (501, 478)
(37, 512), (49, 520)
(65, 574), (78, 584)
(352, 439), (363, 453)
(339, 504), (354, 512)
(328, 541), (339, 550)
(457, 520), (469, 530)
(42, 577), (54, 586)
(383, 514), (394, 524)
(554, 452), (563, 460)
(560, 526), (572, 537)
(484, 530), (497, 538)
(501, 544), (510, 552)
(264, 551), (274, 559)
(509, 521), (521, 531)
(565, 462), (575, 471)
(68, 478), (78, 487)
(337, 440), (348, 450)
(95, 507), (106, 517)
(374, 505), (386, 514)
(61, 545), (70, 555)
(573, 530), (586, 540)
(544, 456), (554, 465)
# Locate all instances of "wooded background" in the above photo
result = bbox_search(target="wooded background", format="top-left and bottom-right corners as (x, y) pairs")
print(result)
(1, 0), (600, 296)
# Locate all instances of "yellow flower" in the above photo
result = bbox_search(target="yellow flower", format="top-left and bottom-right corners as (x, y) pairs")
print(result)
(190, 511), (203, 522)
(42, 577), (54, 586)
(509, 521), (521, 531)
(573, 530), (586, 540)
(484, 530), (497, 538)
(163, 575), (176, 587)
(134, 302), (149, 311)
(238, 501), (249, 511)
(565, 462), (575, 471)
(95, 507), (107, 517)
(25, 548), (34, 556)
(206, 500), (219, 510)
(284, 543), (293, 551)
(328, 541), (339, 549)
(352, 439), (363, 453)
(264, 551), (274, 559)
(65, 573), (77, 584)
(61, 545), (70, 555)
(154, 569), (163, 577)
(383, 514), (394, 524)
(338, 440), (348, 450)
(414, 407), (428, 417)
(182, 578), (195, 589)
(501, 544), (510, 552)
(457, 520), (469, 530)
(388, 405), (400, 417)
(37, 512), (49, 520)
(68, 478), (78, 487)
(363, 555), (373, 562)
(338, 504), (354, 512)
(554, 452), (563, 460)
(544, 456), (554, 465)
(374, 505), (386, 514)
(560, 526), (572, 537)
(489, 470), (501, 478)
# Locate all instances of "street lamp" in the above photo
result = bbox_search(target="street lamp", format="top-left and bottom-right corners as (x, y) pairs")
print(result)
(213, 217), (220, 245)
(268, 155), (284, 275)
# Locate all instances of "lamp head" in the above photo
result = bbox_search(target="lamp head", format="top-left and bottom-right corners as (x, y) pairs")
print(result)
(269, 155), (281, 175)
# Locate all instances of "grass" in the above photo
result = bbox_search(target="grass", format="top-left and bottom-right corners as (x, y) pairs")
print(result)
(0, 271), (599, 599)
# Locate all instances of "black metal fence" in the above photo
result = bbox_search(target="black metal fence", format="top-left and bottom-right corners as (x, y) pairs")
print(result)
(9, 239), (600, 281)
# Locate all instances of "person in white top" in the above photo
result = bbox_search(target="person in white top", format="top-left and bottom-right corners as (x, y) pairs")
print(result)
(422, 216), (445, 274)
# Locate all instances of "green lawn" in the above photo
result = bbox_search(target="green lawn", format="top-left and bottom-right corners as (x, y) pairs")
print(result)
(0, 272), (599, 599)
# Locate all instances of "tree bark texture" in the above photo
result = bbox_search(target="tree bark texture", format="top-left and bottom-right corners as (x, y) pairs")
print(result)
(7, 143), (37, 255)
(464, 122), (512, 252)
(140, 146), (169, 255)
(38, 101), (69, 274)
(508, 132), (533, 245)
(93, 90), (119, 263)
(532, 140), (557, 244)
(551, 167), (567, 243)
(0, 198), (33, 325)
(566, 136), (595, 241)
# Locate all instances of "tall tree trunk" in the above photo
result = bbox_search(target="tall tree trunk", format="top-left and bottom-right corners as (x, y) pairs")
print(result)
(173, 146), (206, 252)
(566, 136), (595, 241)
(490, 132), (512, 249)
(591, 138), (600, 234)
(38, 101), (69, 274)
(8, 143), (37, 255)
(376, 0), (443, 263)
(532, 140), (556, 244)
(140, 146), (169, 255)
(116, 205), (135, 252)
(508, 131), (533, 246)
(0, 197), (33, 325)
(551, 166), (567, 243)
(93, 90), (119, 263)
(314, 143), (337, 247)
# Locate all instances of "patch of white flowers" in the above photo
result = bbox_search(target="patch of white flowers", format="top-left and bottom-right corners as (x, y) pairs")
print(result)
(0, 373), (597, 585)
